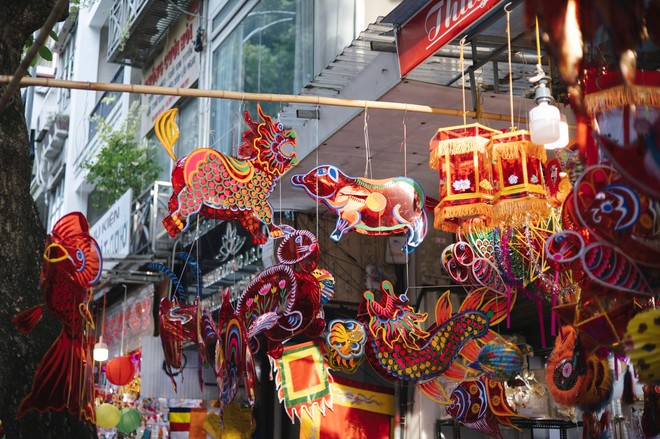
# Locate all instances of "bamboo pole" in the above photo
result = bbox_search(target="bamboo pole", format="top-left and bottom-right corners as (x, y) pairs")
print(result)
(0, 75), (529, 124)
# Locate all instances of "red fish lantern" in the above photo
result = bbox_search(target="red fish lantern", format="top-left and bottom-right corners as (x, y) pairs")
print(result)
(487, 130), (550, 225)
(13, 212), (102, 422)
(429, 123), (502, 232)
(583, 69), (660, 201)
(106, 356), (136, 386)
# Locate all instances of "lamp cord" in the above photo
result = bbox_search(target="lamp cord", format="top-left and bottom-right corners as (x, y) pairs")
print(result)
(505, 3), (515, 131)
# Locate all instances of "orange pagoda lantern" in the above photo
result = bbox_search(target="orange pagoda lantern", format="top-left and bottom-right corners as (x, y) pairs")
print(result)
(429, 123), (502, 232)
(487, 130), (550, 225)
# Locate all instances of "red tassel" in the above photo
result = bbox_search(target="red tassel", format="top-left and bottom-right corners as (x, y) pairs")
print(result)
(12, 305), (44, 335)
(537, 299), (546, 349)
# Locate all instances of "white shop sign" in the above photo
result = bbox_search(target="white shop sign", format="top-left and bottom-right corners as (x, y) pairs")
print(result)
(90, 188), (132, 261)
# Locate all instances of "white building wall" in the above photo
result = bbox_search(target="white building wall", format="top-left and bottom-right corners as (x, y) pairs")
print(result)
(61, 7), (103, 215)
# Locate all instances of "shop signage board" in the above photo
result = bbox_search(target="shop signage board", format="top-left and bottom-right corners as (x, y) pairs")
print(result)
(90, 188), (132, 262)
(396, 0), (503, 77)
(142, 0), (200, 125)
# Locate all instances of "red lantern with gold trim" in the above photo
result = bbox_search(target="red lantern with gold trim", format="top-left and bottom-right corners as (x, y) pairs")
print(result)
(487, 130), (550, 225)
(429, 123), (502, 232)
(583, 68), (660, 201)
(105, 356), (135, 386)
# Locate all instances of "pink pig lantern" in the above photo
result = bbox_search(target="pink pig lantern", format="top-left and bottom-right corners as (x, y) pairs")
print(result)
(429, 123), (502, 233)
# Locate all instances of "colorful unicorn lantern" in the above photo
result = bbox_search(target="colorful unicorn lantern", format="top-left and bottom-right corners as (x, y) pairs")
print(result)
(487, 130), (550, 225)
(291, 165), (427, 253)
(13, 212), (102, 422)
(156, 105), (298, 244)
(429, 123), (502, 232)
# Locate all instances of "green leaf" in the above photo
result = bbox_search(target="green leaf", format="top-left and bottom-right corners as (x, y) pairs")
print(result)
(49, 30), (59, 42)
(39, 46), (53, 61)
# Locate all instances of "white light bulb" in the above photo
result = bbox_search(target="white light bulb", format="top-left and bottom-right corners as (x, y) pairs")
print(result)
(529, 101), (561, 145)
(544, 114), (569, 150)
(93, 336), (109, 362)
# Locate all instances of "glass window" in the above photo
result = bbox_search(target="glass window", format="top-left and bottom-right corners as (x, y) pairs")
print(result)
(210, 0), (313, 153)
(48, 178), (65, 230)
(147, 97), (199, 182)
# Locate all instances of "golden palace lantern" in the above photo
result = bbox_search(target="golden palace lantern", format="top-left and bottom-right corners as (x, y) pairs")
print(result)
(487, 130), (550, 225)
(429, 123), (502, 232)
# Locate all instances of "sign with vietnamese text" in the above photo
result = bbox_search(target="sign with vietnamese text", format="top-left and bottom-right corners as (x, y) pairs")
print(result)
(397, 0), (502, 77)
(90, 188), (132, 260)
(142, 0), (200, 125)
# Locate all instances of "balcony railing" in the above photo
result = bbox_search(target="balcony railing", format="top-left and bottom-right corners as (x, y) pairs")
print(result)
(130, 180), (173, 256)
(107, 0), (193, 66)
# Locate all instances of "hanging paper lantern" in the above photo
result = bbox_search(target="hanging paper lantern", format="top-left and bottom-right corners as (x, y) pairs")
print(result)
(291, 165), (428, 253)
(583, 69), (660, 201)
(625, 309), (660, 384)
(116, 407), (141, 434)
(106, 356), (135, 386)
(429, 123), (502, 232)
(157, 104), (299, 244)
(96, 403), (121, 429)
(487, 130), (550, 226)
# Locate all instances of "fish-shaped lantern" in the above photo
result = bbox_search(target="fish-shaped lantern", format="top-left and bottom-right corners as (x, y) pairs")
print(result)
(446, 377), (522, 439)
(469, 341), (533, 383)
(13, 212), (102, 422)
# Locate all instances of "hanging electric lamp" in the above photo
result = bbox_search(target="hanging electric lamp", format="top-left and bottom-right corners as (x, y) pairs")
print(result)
(94, 288), (109, 362)
(93, 336), (109, 362)
(544, 113), (569, 150)
(528, 17), (561, 145)
(529, 75), (561, 145)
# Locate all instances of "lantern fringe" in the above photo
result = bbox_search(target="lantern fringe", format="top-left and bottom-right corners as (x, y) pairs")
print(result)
(492, 197), (550, 225)
(585, 85), (660, 115)
(429, 138), (491, 169)
(434, 203), (492, 231)
(490, 140), (547, 161)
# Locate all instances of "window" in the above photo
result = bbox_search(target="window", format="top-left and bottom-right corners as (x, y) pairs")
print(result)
(148, 97), (199, 182)
(210, 0), (313, 153)
(48, 178), (65, 231)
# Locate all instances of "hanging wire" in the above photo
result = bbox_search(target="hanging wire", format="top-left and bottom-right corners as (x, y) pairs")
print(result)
(363, 106), (372, 179)
(505, 3), (516, 131)
(120, 284), (128, 356)
(459, 36), (468, 126)
(402, 109), (410, 295)
(315, 105), (320, 239)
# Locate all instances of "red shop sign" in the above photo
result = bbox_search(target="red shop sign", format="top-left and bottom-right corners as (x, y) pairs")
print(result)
(397, 0), (503, 77)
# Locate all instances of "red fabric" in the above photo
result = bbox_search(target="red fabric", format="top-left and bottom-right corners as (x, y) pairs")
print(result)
(320, 403), (391, 439)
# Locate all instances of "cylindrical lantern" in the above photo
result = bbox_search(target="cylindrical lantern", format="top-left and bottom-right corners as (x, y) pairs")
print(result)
(429, 123), (502, 232)
(96, 403), (121, 429)
(583, 69), (660, 200)
(116, 407), (142, 434)
(487, 130), (550, 225)
(106, 356), (136, 386)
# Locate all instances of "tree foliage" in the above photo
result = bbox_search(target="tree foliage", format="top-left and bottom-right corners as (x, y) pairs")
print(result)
(83, 102), (161, 209)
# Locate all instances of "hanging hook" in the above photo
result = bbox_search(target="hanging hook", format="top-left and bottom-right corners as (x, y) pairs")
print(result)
(503, 2), (513, 13)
